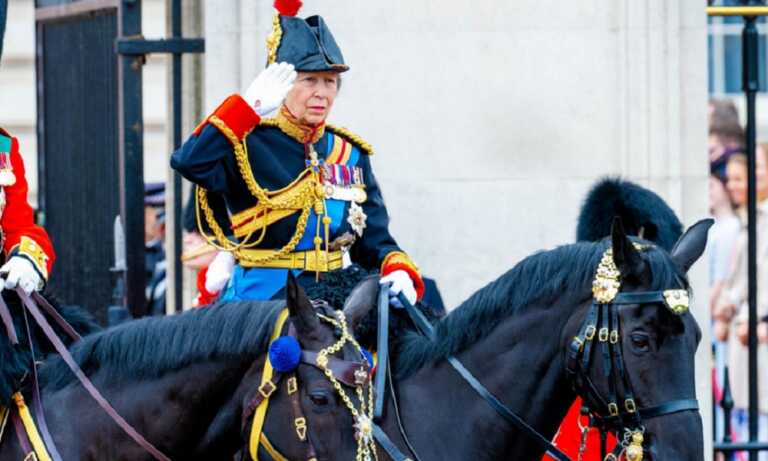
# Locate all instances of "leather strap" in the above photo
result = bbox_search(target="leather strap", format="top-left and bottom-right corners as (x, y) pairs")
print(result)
(374, 284), (390, 421)
(596, 399), (699, 427)
(15, 289), (172, 461)
(11, 408), (34, 457)
(286, 373), (317, 461)
(0, 292), (18, 344)
(397, 293), (572, 461)
(26, 329), (63, 461)
(242, 372), (283, 431)
(32, 293), (81, 342)
(612, 291), (666, 305)
(372, 423), (412, 461)
(12, 392), (52, 461)
(249, 308), (291, 461)
(299, 351), (367, 387)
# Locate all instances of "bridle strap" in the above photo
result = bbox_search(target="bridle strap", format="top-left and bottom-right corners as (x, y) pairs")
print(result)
(299, 351), (366, 387)
(19, 304), (64, 461)
(398, 293), (572, 461)
(596, 399), (699, 426)
(286, 373), (318, 461)
(371, 423), (413, 461)
(0, 292), (18, 344)
(249, 308), (291, 461)
(612, 291), (666, 305)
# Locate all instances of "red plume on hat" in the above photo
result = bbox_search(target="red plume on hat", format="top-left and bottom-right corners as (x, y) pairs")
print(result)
(274, 0), (302, 16)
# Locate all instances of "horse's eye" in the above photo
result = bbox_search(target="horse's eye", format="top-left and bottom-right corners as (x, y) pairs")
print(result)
(630, 332), (650, 351)
(309, 392), (330, 407)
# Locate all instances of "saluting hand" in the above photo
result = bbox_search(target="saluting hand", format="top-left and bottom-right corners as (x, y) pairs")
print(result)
(243, 62), (297, 116)
(0, 256), (43, 295)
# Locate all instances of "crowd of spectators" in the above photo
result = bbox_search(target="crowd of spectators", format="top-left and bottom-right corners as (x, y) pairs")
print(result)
(709, 99), (768, 459)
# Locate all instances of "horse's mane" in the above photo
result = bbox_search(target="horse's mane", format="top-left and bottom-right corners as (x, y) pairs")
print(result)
(41, 300), (284, 391)
(0, 291), (99, 404)
(394, 239), (688, 377)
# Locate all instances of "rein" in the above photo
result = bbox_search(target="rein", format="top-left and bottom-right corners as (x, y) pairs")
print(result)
(0, 289), (173, 461)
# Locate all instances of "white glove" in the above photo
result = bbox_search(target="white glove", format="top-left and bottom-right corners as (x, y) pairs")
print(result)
(380, 270), (417, 309)
(243, 62), (297, 116)
(0, 256), (43, 295)
(205, 251), (235, 294)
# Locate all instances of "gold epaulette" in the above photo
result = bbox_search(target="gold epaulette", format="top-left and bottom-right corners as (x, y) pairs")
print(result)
(326, 125), (374, 156)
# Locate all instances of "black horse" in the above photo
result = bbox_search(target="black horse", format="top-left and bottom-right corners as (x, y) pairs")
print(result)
(0, 274), (371, 461)
(306, 219), (708, 460)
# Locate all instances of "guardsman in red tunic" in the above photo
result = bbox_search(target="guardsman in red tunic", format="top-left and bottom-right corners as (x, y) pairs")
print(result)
(0, 129), (55, 294)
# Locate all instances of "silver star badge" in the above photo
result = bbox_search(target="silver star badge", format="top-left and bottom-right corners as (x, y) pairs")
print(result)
(347, 202), (367, 237)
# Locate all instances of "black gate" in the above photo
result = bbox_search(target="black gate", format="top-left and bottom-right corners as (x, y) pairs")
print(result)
(35, 0), (203, 323)
(35, 1), (120, 323)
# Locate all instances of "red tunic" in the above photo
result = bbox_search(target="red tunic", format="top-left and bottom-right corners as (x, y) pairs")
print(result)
(0, 128), (55, 279)
(542, 398), (617, 461)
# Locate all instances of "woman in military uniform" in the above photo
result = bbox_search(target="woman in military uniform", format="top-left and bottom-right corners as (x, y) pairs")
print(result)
(171, 0), (423, 306)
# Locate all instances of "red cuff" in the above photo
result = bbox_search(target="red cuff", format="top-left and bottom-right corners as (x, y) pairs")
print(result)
(196, 267), (220, 306)
(381, 251), (425, 301)
(193, 94), (261, 140)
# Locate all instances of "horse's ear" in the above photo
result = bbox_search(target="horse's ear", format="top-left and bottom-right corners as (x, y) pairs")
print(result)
(670, 219), (714, 273)
(611, 217), (644, 276)
(286, 272), (319, 334)
(343, 275), (381, 330)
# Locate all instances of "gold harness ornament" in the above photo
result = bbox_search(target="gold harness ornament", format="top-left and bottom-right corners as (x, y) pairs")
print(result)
(249, 309), (376, 461)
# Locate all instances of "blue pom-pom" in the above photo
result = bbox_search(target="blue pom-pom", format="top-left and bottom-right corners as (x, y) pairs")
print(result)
(361, 348), (374, 369)
(269, 336), (302, 373)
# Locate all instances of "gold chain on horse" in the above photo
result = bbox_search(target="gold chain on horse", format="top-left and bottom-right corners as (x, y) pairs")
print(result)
(316, 310), (378, 461)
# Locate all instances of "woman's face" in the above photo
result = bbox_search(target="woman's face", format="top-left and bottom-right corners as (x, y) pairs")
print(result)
(284, 71), (340, 126)
(726, 162), (748, 207)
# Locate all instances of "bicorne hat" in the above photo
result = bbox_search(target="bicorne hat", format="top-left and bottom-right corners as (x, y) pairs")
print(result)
(266, 0), (348, 72)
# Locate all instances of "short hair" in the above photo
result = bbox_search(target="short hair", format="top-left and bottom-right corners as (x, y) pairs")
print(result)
(710, 99), (744, 146)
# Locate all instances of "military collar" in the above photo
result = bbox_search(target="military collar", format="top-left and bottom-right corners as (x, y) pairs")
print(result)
(275, 106), (326, 144)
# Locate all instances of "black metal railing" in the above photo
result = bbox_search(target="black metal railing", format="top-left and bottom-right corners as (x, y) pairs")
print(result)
(708, 2), (768, 460)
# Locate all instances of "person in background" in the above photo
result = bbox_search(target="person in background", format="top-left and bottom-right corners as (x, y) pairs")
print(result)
(143, 183), (167, 315)
(709, 99), (744, 180)
(713, 149), (768, 460)
(181, 190), (233, 306)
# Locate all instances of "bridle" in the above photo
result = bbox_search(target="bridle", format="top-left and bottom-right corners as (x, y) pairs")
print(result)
(564, 245), (700, 460)
(243, 302), (381, 461)
(384, 243), (700, 461)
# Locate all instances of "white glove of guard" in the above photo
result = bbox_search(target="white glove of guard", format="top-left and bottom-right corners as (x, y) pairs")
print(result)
(243, 62), (297, 116)
(0, 256), (42, 295)
(380, 270), (417, 309)
(205, 251), (235, 294)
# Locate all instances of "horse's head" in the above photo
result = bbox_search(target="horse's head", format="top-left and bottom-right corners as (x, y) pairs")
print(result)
(242, 273), (379, 461)
(567, 218), (711, 461)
